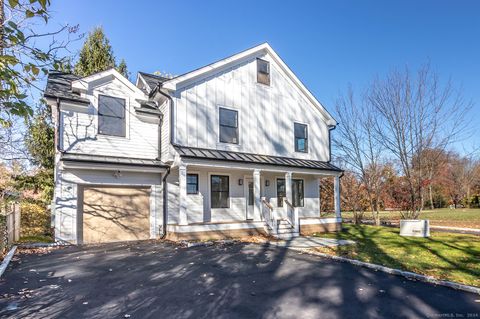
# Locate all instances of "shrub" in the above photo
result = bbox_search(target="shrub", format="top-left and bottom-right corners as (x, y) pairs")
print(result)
(20, 202), (51, 237)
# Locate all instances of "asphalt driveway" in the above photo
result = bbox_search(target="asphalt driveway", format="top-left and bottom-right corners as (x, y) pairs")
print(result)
(0, 241), (478, 318)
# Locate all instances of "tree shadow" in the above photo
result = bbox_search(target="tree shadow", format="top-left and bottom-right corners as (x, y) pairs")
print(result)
(0, 239), (477, 318)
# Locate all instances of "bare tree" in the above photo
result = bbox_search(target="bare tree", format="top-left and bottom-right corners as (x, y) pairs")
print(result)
(333, 87), (385, 225)
(368, 65), (472, 218)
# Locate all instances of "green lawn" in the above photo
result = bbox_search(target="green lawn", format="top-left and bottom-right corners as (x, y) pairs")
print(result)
(315, 224), (480, 287)
(16, 235), (54, 244)
(330, 208), (480, 229)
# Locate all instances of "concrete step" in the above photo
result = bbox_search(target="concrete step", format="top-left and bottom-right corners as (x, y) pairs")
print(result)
(274, 232), (300, 240)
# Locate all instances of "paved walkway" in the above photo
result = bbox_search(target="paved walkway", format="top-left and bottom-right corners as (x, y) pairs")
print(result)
(272, 236), (355, 249)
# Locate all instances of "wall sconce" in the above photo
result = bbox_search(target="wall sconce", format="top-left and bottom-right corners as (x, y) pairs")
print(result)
(238, 179), (243, 186)
(265, 180), (270, 187)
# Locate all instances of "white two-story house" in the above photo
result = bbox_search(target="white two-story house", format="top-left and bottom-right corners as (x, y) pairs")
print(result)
(44, 43), (343, 244)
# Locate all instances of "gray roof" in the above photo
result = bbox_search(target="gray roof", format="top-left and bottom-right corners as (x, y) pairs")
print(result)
(173, 145), (342, 172)
(61, 153), (168, 167)
(44, 71), (90, 104)
(138, 72), (169, 91)
(135, 99), (163, 116)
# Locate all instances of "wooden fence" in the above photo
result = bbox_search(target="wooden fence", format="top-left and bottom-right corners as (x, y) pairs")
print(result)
(0, 202), (21, 252)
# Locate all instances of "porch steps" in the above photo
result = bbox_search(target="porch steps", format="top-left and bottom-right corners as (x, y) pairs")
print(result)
(271, 219), (299, 239)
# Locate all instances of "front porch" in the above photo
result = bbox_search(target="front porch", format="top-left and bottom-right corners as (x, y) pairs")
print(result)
(166, 157), (342, 240)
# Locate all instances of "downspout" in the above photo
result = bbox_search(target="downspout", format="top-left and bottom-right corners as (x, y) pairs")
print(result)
(156, 112), (163, 160)
(327, 124), (336, 163)
(55, 98), (63, 153)
(160, 166), (170, 239)
(151, 83), (174, 238)
(155, 85), (174, 144)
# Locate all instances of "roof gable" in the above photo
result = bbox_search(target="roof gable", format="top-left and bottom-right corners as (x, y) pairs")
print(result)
(162, 43), (337, 126)
(71, 68), (145, 96)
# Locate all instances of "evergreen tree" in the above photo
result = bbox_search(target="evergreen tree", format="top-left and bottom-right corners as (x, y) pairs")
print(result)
(22, 103), (55, 203)
(74, 27), (116, 77)
(116, 58), (130, 79)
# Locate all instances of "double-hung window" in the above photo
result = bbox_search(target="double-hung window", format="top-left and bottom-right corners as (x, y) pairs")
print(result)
(257, 58), (270, 86)
(187, 174), (199, 195)
(219, 107), (238, 144)
(294, 123), (308, 153)
(98, 95), (126, 137)
(211, 175), (229, 208)
(276, 178), (304, 207)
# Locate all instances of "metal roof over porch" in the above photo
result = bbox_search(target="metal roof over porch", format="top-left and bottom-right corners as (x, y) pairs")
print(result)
(173, 145), (342, 172)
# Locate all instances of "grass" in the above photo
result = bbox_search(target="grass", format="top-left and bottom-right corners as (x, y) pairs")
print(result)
(326, 208), (480, 229)
(16, 235), (54, 244)
(316, 224), (480, 287)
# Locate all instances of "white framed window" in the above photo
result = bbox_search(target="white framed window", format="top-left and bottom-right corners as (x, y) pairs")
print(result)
(257, 58), (270, 86)
(211, 175), (230, 208)
(98, 94), (126, 137)
(294, 122), (308, 153)
(219, 107), (239, 144)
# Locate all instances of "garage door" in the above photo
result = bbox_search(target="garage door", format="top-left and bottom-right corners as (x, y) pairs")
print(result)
(82, 186), (151, 244)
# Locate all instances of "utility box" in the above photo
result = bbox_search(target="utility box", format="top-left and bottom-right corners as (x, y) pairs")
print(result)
(400, 220), (430, 237)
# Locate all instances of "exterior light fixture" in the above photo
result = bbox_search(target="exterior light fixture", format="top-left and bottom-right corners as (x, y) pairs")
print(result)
(265, 180), (270, 187)
(238, 179), (243, 185)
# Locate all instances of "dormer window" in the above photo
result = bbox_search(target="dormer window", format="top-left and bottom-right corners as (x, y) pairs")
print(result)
(257, 58), (270, 86)
(98, 94), (126, 137)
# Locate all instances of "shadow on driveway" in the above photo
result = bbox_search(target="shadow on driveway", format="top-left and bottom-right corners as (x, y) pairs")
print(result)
(0, 240), (478, 318)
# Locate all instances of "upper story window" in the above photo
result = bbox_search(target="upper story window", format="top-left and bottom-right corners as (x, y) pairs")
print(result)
(98, 95), (126, 137)
(257, 58), (270, 86)
(219, 107), (238, 144)
(294, 122), (308, 153)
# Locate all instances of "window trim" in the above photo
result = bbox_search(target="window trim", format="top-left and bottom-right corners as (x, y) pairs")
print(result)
(210, 174), (230, 209)
(96, 93), (129, 138)
(256, 58), (271, 86)
(276, 177), (305, 208)
(218, 106), (240, 145)
(186, 173), (199, 195)
(294, 122), (309, 153)
(292, 178), (305, 207)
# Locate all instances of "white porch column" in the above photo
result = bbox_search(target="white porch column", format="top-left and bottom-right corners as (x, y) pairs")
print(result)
(285, 172), (292, 204)
(334, 175), (341, 219)
(179, 163), (188, 225)
(253, 169), (261, 220)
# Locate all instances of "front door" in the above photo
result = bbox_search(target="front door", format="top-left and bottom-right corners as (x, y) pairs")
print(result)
(245, 178), (254, 220)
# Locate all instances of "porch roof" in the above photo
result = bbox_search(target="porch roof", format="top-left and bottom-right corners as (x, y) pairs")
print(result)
(173, 145), (342, 172)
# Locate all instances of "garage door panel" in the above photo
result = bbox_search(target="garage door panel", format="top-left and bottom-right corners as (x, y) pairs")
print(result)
(82, 187), (150, 243)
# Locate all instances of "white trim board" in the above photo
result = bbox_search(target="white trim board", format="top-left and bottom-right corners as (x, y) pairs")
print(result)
(168, 221), (265, 233)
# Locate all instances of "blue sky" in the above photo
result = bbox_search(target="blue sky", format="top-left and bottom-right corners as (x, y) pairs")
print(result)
(47, 0), (479, 151)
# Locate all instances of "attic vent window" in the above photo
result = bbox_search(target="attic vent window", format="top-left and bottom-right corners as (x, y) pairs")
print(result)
(257, 58), (270, 86)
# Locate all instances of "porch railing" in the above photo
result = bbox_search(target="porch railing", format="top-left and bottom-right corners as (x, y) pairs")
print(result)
(283, 199), (299, 233)
(261, 197), (277, 235)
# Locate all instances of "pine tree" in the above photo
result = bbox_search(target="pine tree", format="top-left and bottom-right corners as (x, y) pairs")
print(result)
(74, 27), (116, 77)
(116, 58), (130, 79)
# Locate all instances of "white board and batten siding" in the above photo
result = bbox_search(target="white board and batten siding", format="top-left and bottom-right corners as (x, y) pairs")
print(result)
(171, 52), (331, 161)
(60, 76), (159, 160)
